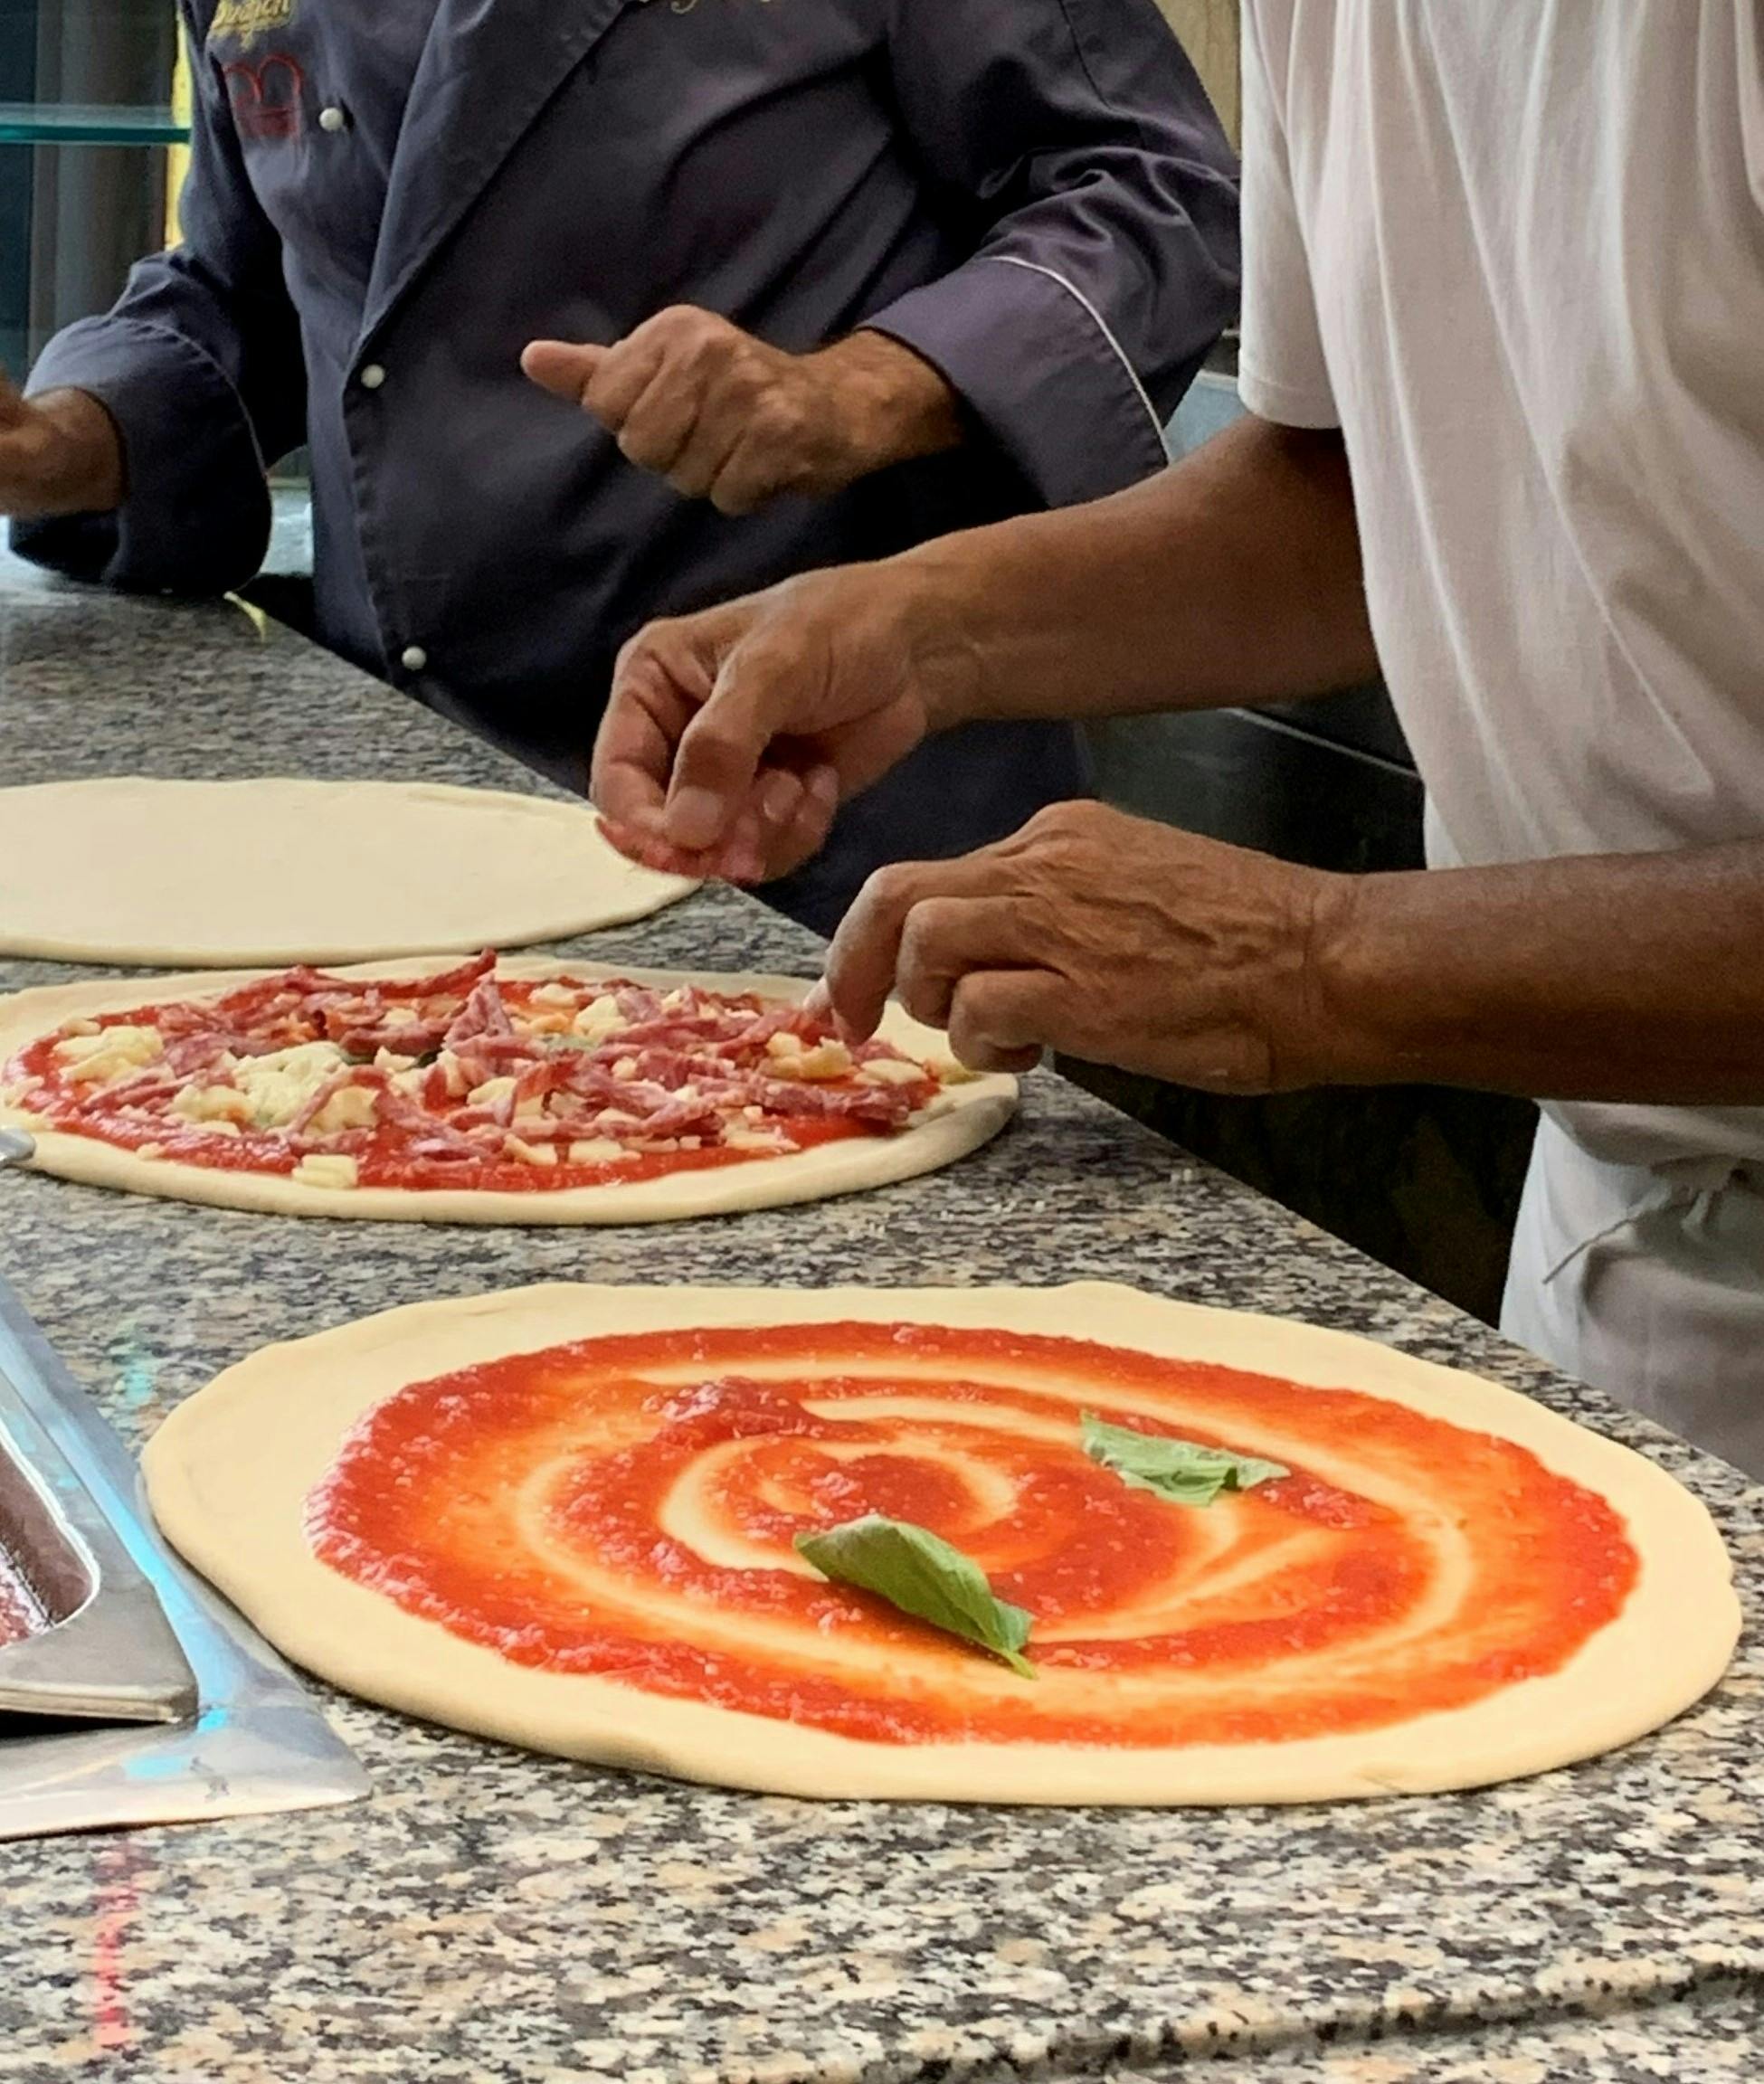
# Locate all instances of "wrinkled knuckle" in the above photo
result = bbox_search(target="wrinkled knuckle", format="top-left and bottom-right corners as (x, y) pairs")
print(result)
(896, 904), (942, 976)
(680, 704), (742, 762)
(682, 309), (734, 356)
(864, 863), (919, 917)
(614, 619), (672, 675)
(725, 365), (771, 414)
(754, 395), (807, 448)
(1028, 800), (1092, 843)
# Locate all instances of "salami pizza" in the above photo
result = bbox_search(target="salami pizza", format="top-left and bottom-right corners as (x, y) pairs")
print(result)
(0, 957), (1014, 1223)
(142, 1284), (1740, 1805)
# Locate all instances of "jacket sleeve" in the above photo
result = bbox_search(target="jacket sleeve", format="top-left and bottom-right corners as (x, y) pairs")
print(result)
(10, 5), (307, 594)
(863, 0), (1240, 507)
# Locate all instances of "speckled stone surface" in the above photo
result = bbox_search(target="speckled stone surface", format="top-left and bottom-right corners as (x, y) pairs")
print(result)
(0, 555), (1759, 2084)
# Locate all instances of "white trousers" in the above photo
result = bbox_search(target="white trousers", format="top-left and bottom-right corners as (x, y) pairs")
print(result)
(1502, 1113), (1764, 1479)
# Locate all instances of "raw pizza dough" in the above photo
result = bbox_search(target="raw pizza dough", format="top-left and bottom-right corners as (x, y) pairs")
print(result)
(0, 960), (1016, 1224)
(143, 1282), (1740, 1805)
(0, 778), (696, 964)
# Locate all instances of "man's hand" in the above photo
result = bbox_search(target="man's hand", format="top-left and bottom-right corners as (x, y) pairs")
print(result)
(0, 371), (124, 516)
(592, 560), (974, 883)
(818, 802), (1349, 1088)
(522, 310), (962, 516)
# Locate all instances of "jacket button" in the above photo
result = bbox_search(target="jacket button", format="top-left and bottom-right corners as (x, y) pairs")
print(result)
(401, 646), (429, 674)
(359, 364), (386, 391)
(318, 105), (348, 134)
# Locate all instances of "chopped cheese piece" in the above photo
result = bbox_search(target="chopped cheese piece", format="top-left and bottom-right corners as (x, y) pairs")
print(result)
(571, 994), (626, 1039)
(435, 1051), (469, 1098)
(724, 1128), (789, 1152)
(291, 1153), (359, 1190)
(858, 1057), (929, 1087)
(308, 1084), (378, 1135)
(613, 1057), (638, 1082)
(567, 1138), (626, 1165)
(58, 1018), (101, 1039)
(531, 981), (581, 1008)
(171, 1084), (253, 1127)
(766, 1032), (803, 1059)
(928, 1057), (982, 1085)
(373, 1049), (418, 1075)
(777, 1040), (853, 1082)
(55, 1025), (164, 1085)
(467, 1075), (517, 1108)
(504, 1134), (559, 1168)
(233, 1043), (350, 1129)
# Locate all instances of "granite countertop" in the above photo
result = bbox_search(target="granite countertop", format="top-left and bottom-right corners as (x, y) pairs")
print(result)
(0, 557), (1759, 2084)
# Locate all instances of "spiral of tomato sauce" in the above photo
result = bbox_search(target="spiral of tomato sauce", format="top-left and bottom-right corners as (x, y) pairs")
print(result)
(307, 1321), (1639, 1748)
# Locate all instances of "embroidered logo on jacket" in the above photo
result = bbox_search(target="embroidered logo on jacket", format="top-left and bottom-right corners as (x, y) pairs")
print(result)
(223, 54), (306, 140)
(209, 0), (297, 50)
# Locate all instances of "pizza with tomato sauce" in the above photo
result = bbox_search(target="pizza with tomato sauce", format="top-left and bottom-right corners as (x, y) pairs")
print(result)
(142, 1284), (1740, 1805)
(0, 956), (1014, 1222)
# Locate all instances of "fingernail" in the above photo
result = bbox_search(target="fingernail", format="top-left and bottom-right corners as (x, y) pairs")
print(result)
(666, 787), (724, 849)
(760, 772), (801, 824)
(807, 765), (840, 807)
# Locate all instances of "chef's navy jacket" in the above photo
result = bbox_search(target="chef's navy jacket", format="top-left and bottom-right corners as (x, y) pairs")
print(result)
(16, 0), (1239, 930)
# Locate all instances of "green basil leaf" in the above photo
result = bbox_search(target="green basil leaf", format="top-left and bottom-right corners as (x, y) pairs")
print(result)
(1081, 1413), (1289, 1507)
(794, 1515), (1036, 1678)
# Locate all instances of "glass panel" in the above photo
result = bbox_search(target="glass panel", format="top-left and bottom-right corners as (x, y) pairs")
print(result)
(0, 105), (187, 144)
(0, 3), (182, 373)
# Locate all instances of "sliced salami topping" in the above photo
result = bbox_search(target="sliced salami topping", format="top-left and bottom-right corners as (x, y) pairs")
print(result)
(3, 958), (947, 1195)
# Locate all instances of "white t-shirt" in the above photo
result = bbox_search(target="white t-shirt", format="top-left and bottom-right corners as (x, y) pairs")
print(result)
(1238, 0), (1764, 1169)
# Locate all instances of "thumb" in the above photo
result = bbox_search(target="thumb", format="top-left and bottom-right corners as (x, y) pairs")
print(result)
(520, 339), (606, 407)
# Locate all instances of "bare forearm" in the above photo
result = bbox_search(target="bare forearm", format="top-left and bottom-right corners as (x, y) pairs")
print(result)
(1313, 842), (1764, 1104)
(901, 414), (1379, 731)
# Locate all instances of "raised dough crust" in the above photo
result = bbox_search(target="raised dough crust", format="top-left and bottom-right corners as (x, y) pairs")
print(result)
(0, 778), (697, 965)
(0, 960), (1017, 1224)
(143, 1282), (1740, 1805)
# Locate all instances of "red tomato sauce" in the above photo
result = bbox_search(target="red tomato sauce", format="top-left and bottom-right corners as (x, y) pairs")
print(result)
(307, 1321), (1641, 1748)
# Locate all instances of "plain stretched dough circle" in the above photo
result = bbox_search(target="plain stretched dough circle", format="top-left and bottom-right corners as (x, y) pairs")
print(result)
(0, 959), (1016, 1224)
(0, 778), (697, 964)
(143, 1282), (1740, 1805)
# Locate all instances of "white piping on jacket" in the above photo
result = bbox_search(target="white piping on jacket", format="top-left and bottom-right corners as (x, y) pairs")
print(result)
(996, 253), (1166, 456)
